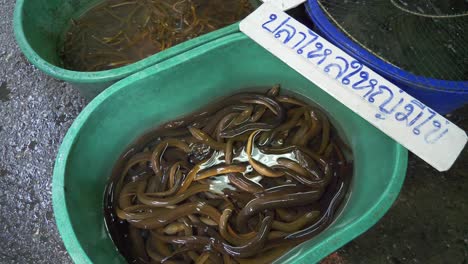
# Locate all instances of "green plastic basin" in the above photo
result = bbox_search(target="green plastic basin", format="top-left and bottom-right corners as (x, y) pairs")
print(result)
(13, 0), (240, 98)
(53, 33), (407, 263)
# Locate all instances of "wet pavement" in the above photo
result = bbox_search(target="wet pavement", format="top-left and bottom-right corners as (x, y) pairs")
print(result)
(0, 0), (466, 263)
(0, 1), (85, 263)
(338, 113), (468, 263)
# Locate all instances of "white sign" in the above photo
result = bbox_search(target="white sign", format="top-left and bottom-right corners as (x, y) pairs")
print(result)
(240, 3), (467, 171)
(260, 0), (306, 11)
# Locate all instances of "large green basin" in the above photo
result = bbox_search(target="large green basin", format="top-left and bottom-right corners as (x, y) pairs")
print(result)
(13, 0), (240, 98)
(53, 33), (407, 263)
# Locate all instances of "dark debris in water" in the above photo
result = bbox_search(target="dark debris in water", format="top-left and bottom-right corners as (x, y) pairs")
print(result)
(0, 81), (10, 102)
(28, 141), (38, 151)
(0, 168), (8, 177)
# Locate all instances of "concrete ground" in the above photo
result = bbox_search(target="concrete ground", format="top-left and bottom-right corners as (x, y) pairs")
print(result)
(0, 0), (466, 263)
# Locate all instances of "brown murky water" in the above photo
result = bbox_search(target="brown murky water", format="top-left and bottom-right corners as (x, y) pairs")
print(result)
(103, 86), (353, 263)
(59, 0), (253, 71)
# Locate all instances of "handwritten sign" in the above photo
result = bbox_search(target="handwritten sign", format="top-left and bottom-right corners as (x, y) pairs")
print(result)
(259, 0), (306, 11)
(240, 3), (467, 171)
